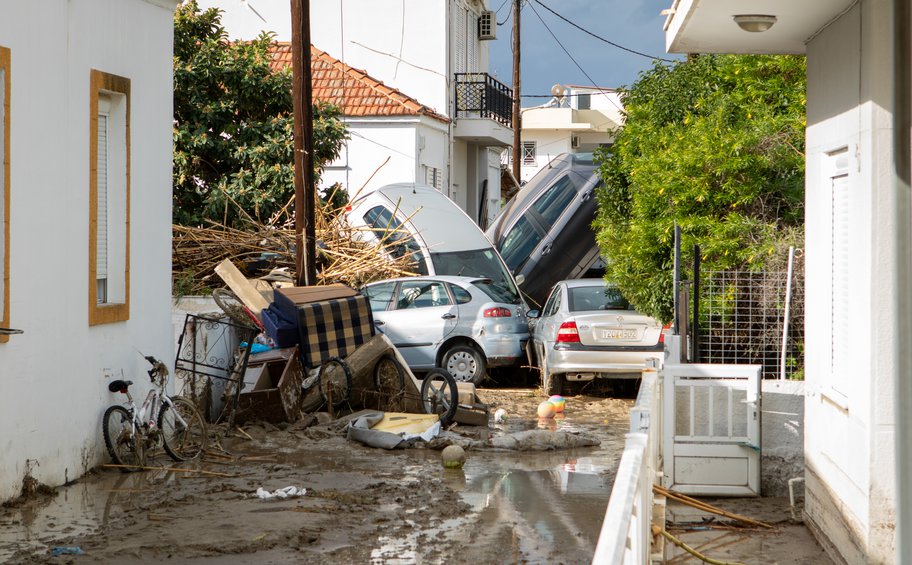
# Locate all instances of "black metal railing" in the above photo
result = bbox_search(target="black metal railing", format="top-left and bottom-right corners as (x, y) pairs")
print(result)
(454, 72), (513, 127)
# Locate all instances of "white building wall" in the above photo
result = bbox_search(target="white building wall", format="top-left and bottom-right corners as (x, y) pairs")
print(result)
(804, 2), (895, 561)
(0, 0), (175, 501)
(321, 117), (448, 199)
(520, 131), (572, 183)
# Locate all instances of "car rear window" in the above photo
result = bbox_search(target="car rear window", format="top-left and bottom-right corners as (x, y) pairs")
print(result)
(568, 285), (629, 312)
(431, 248), (521, 304)
(362, 205), (428, 275)
(531, 175), (577, 227)
(471, 279), (515, 304)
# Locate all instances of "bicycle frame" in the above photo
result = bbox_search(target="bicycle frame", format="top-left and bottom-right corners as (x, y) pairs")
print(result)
(111, 359), (191, 448)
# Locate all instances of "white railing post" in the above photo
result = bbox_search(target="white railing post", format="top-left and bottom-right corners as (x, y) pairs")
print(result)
(592, 368), (662, 565)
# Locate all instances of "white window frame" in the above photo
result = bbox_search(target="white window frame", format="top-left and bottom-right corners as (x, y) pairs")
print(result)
(89, 70), (130, 325)
(823, 147), (851, 409)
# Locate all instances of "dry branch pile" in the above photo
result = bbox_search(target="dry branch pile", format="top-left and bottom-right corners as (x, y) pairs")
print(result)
(173, 197), (418, 294)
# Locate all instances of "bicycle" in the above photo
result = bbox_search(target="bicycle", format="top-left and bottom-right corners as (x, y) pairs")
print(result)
(102, 355), (208, 471)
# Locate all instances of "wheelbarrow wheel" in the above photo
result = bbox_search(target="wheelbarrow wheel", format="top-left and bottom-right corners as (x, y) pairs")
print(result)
(374, 354), (406, 391)
(420, 368), (458, 425)
(375, 354), (407, 412)
(318, 357), (352, 408)
(212, 288), (257, 329)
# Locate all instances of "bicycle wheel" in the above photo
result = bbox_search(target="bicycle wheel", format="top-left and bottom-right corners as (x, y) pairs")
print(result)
(419, 368), (459, 425)
(212, 288), (257, 328)
(318, 357), (352, 408)
(102, 405), (145, 472)
(159, 396), (208, 462)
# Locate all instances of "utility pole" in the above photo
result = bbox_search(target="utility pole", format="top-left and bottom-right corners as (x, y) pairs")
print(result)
(291, 0), (317, 286)
(511, 0), (522, 184)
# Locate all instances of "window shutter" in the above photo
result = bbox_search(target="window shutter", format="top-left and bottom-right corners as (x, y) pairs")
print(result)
(831, 174), (849, 394)
(96, 112), (108, 296)
(455, 7), (467, 74)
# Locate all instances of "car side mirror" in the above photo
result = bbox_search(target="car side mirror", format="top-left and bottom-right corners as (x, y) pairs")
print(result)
(527, 309), (540, 319)
(515, 274), (525, 286)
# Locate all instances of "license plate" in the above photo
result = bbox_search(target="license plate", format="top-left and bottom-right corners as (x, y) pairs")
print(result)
(601, 328), (637, 340)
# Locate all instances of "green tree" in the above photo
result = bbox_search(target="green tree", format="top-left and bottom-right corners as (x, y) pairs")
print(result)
(173, 1), (347, 227)
(594, 54), (806, 322)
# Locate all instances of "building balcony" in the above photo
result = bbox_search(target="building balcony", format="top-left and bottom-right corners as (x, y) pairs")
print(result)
(453, 72), (514, 147)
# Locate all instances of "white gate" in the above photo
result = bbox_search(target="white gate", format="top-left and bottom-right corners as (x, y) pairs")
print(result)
(662, 364), (762, 496)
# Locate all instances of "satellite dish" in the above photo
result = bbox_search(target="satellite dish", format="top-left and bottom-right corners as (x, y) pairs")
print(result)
(551, 84), (565, 99)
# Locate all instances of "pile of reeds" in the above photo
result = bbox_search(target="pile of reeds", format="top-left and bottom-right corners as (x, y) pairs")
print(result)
(173, 195), (418, 295)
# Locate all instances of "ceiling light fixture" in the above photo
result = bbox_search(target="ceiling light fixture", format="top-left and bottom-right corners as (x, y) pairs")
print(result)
(733, 14), (777, 33)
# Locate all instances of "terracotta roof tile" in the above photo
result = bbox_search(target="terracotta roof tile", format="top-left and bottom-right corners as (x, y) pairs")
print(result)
(269, 43), (449, 124)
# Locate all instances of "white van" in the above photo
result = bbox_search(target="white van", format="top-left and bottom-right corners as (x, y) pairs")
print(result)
(346, 183), (525, 308)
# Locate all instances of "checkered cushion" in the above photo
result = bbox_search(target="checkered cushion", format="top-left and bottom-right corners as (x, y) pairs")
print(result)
(296, 295), (375, 368)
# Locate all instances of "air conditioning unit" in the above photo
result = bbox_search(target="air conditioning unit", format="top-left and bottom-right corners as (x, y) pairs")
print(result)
(571, 136), (581, 149)
(478, 11), (496, 40)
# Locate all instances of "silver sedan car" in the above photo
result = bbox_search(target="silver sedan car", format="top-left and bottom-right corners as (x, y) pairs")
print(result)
(529, 279), (664, 395)
(361, 275), (529, 384)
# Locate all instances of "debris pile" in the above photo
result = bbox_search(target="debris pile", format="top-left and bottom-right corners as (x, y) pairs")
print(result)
(172, 197), (418, 294)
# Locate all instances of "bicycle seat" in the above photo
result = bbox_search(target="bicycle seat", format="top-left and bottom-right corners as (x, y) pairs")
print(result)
(108, 379), (133, 393)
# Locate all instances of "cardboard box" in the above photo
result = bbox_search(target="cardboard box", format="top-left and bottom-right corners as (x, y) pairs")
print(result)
(273, 285), (356, 320)
(236, 347), (304, 423)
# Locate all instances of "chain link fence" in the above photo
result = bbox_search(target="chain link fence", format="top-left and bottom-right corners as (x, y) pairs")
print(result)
(696, 253), (804, 379)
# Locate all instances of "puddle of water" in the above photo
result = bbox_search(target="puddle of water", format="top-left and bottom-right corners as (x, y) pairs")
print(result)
(0, 477), (112, 561)
(369, 411), (631, 563)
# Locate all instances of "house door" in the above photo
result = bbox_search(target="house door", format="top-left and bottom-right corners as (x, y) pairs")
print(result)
(662, 363), (762, 496)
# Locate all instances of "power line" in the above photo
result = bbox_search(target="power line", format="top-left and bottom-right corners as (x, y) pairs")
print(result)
(526, 1), (625, 114)
(532, 0), (676, 64)
(497, 2), (512, 26)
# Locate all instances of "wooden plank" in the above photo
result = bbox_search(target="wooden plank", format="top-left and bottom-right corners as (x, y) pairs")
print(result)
(215, 258), (270, 314)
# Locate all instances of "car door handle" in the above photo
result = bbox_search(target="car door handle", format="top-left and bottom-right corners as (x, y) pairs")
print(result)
(374, 320), (385, 326)
(441, 313), (456, 319)
(541, 243), (552, 256)
(582, 189), (594, 202)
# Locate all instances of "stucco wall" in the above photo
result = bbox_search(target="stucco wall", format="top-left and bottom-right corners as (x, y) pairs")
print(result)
(520, 131), (571, 183)
(322, 119), (420, 199)
(804, 1), (896, 561)
(761, 380), (805, 497)
(0, 0), (176, 501)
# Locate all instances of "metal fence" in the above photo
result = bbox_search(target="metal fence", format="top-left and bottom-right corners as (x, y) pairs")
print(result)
(454, 72), (513, 127)
(696, 258), (804, 379)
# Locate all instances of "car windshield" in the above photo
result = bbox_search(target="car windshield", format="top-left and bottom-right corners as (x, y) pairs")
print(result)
(568, 285), (630, 312)
(430, 248), (521, 304)
(362, 205), (429, 275)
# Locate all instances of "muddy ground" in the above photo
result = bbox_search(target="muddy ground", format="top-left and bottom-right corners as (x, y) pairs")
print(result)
(0, 388), (634, 564)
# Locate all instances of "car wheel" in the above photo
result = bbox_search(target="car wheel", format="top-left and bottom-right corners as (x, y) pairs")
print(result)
(442, 344), (487, 384)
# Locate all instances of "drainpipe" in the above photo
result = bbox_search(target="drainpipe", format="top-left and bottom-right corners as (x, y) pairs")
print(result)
(893, 0), (912, 560)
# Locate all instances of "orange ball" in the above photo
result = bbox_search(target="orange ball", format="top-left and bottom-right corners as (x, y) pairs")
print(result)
(537, 401), (556, 419)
